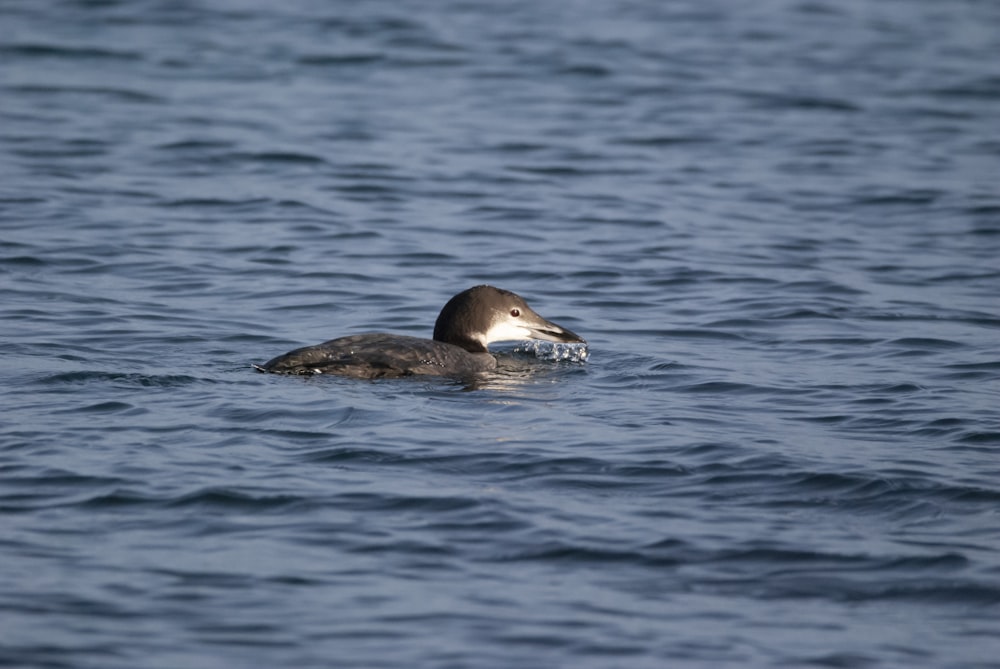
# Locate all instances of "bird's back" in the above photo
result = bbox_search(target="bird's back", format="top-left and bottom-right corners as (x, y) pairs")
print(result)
(255, 333), (497, 379)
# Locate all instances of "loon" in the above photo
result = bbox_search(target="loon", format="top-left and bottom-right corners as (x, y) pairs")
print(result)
(254, 285), (585, 379)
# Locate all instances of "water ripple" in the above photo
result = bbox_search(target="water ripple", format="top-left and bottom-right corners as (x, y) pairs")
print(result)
(2, 0), (999, 667)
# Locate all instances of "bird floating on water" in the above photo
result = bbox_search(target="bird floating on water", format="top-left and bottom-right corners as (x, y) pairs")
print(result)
(254, 285), (586, 379)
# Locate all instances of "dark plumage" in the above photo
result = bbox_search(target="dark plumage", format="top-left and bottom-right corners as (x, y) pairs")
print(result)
(254, 285), (585, 379)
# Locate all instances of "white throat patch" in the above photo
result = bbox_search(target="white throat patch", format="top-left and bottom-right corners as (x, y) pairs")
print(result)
(483, 319), (533, 345)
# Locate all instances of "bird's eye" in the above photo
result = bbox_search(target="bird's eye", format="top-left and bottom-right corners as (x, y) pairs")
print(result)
(510, 308), (520, 317)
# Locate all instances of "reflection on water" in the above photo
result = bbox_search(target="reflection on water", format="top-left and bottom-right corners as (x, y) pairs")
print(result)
(459, 346), (588, 392)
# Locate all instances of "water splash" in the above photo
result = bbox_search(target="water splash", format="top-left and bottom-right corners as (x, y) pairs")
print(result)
(513, 340), (590, 363)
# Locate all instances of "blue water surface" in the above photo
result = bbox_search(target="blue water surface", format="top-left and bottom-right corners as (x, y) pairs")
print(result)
(2, 1), (1000, 667)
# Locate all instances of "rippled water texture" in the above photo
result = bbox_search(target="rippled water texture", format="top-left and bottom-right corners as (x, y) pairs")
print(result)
(2, 1), (1000, 667)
